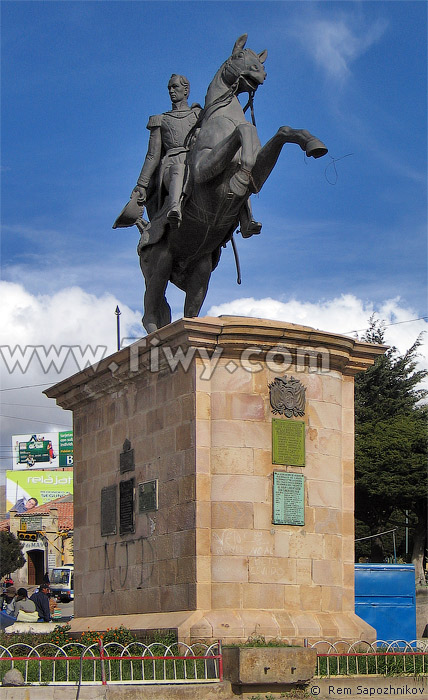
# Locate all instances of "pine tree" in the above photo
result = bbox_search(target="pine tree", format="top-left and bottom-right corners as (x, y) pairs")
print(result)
(0, 531), (25, 579)
(354, 317), (427, 583)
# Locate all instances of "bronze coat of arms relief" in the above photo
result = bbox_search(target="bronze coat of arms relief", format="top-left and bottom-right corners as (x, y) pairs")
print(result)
(268, 376), (306, 417)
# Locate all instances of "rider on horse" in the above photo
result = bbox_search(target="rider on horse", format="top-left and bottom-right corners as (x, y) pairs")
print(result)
(131, 74), (261, 239)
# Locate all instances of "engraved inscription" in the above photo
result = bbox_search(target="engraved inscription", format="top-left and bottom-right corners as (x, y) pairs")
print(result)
(272, 418), (305, 466)
(119, 478), (135, 535)
(212, 530), (273, 556)
(273, 471), (304, 526)
(101, 485), (117, 536)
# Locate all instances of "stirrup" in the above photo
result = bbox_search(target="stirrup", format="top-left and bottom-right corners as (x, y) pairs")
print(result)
(167, 208), (182, 229)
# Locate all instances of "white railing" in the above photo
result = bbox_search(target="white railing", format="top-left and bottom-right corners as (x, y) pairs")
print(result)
(0, 640), (222, 685)
(310, 639), (428, 677)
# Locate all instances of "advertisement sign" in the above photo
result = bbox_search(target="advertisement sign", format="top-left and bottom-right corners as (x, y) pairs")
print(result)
(20, 516), (43, 531)
(6, 470), (73, 513)
(12, 431), (73, 469)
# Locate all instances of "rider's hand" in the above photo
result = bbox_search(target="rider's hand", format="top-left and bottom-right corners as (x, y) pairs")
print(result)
(131, 185), (146, 205)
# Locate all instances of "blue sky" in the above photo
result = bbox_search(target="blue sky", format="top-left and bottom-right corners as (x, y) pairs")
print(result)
(0, 1), (427, 474)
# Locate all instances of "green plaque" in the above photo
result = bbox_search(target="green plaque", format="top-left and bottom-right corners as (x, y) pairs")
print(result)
(273, 471), (305, 526)
(138, 480), (158, 513)
(272, 418), (305, 466)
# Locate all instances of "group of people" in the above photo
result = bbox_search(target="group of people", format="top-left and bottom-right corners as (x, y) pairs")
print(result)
(1, 582), (51, 625)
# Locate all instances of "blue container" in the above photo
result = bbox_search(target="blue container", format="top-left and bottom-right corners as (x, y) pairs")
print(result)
(355, 564), (416, 642)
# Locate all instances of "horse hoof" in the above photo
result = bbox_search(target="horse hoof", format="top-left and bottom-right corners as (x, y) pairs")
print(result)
(305, 138), (328, 159)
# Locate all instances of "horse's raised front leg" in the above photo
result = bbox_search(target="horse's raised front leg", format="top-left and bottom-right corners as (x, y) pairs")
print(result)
(193, 129), (242, 184)
(139, 240), (173, 333)
(193, 122), (261, 193)
(183, 254), (213, 319)
(228, 123), (261, 196)
(250, 126), (328, 193)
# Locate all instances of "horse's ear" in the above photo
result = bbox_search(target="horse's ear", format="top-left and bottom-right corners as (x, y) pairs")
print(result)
(233, 34), (247, 53)
(258, 49), (268, 63)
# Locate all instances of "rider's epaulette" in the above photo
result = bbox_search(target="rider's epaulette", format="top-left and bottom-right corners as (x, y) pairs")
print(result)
(146, 114), (163, 130)
(191, 103), (202, 112)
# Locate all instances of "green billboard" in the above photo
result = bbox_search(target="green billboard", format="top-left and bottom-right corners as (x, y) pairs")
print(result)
(13, 431), (73, 469)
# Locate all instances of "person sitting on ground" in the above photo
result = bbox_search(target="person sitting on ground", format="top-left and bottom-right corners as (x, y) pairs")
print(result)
(1, 586), (16, 611)
(9, 588), (37, 618)
(30, 582), (51, 621)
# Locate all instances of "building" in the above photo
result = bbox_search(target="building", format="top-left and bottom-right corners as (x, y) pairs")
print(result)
(1, 494), (73, 585)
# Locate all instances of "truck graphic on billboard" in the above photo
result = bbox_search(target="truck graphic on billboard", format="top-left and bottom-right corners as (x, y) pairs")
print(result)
(13, 431), (73, 469)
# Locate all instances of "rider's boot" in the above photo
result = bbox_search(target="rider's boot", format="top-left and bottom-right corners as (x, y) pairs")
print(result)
(239, 199), (262, 239)
(166, 165), (186, 229)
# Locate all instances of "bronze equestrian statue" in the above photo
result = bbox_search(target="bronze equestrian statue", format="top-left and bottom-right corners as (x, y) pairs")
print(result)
(114, 35), (327, 333)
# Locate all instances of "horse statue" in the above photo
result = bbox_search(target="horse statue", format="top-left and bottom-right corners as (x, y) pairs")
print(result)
(115, 34), (328, 333)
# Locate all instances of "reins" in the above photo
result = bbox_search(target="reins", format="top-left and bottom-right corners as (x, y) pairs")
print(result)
(242, 88), (257, 126)
(183, 70), (258, 287)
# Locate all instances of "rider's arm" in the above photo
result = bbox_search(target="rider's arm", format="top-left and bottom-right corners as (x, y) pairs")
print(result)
(136, 115), (163, 191)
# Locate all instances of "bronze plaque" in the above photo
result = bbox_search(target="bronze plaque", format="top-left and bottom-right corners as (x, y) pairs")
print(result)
(272, 418), (305, 466)
(138, 480), (158, 513)
(120, 439), (134, 473)
(273, 471), (305, 526)
(119, 478), (135, 535)
(101, 485), (117, 536)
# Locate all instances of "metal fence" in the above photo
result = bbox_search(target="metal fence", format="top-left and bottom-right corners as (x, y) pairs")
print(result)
(0, 640), (223, 685)
(1, 637), (427, 685)
(310, 640), (428, 677)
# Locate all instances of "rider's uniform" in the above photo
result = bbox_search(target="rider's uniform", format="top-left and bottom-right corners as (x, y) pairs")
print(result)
(137, 107), (201, 209)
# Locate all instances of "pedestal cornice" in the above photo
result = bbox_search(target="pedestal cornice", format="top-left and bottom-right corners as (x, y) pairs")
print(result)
(45, 315), (386, 410)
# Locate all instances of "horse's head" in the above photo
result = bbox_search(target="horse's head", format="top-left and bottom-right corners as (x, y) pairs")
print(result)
(223, 34), (267, 94)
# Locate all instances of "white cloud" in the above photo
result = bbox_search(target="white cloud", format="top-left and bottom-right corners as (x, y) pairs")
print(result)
(0, 281), (142, 351)
(1, 283), (425, 485)
(0, 282), (143, 481)
(292, 14), (388, 80)
(207, 293), (428, 376)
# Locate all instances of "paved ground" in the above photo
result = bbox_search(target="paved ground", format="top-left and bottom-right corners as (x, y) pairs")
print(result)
(55, 599), (74, 620)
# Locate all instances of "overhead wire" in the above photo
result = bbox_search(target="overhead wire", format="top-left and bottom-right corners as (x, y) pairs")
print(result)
(343, 316), (427, 335)
(0, 414), (71, 427)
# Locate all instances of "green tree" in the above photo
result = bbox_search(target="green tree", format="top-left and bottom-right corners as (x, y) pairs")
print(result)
(0, 531), (25, 579)
(354, 317), (427, 583)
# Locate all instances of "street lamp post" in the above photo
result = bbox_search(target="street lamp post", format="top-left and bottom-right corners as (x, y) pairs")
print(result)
(115, 306), (121, 352)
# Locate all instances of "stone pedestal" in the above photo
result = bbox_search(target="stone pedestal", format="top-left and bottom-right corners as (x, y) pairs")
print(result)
(46, 316), (385, 644)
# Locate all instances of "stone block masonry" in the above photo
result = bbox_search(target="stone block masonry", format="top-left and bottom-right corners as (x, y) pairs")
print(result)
(45, 316), (386, 644)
